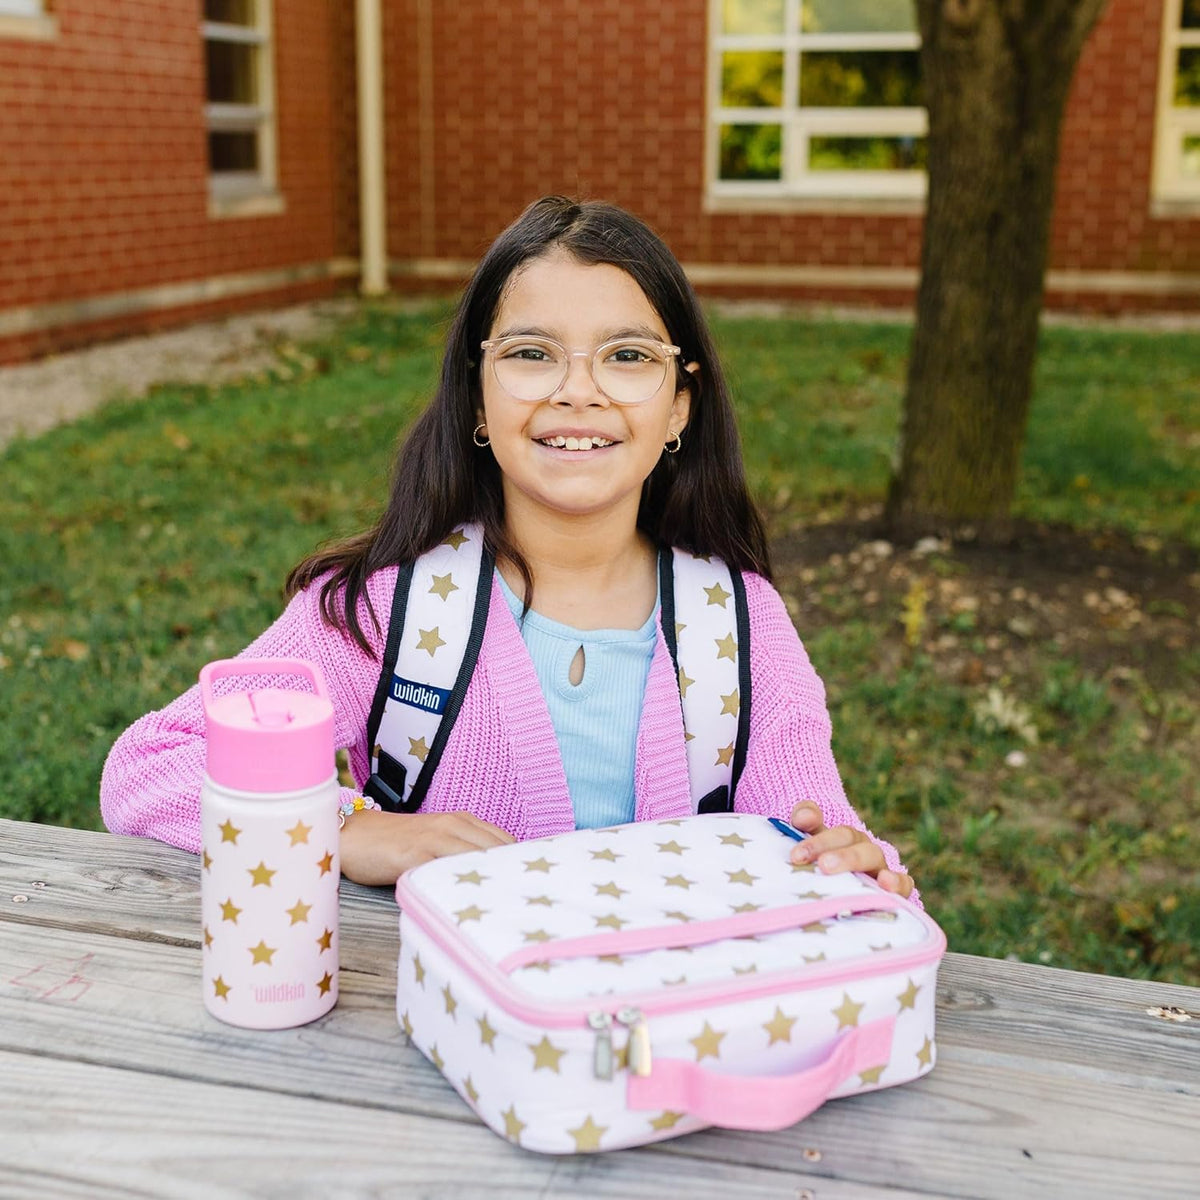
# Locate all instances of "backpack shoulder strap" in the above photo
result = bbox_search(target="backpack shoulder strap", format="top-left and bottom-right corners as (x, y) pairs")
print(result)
(363, 524), (492, 813)
(660, 547), (752, 814)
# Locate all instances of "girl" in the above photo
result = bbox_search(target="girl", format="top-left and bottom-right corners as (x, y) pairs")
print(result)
(101, 196), (916, 901)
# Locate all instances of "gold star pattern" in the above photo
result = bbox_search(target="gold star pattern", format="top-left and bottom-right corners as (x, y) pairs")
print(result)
(730, 901), (762, 913)
(678, 666), (694, 697)
(656, 840), (687, 856)
(317, 850), (335, 876)
(523, 856), (555, 873)
(286, 819), (312, 846)
(715, 742), (735, 766)
(443, 529), (469, 550)
(733, 963), (758, 975)
(442, 983), (457, 1018)
(317, 971), (333, 996)
(429, 572), (458, 600)
(219, 898), (242, 924)
(832, 992), (864, 1030)
(317, 927), (333, 953)
(412, 954), (426, 987)
(203, 925), (213, 948)
(726, 867), (758, 886)
(718, 832), (749, 847)
(219, 819), (241, 844)
(429, 1043), (444, 1071)
(663, 874), (695, 890)
(870, 942), (893, 953)
(791, 860), (817, 874)
(674, 621), (687, 639)
(859, 1064), (886, 1085)
(454, 904), (486, 925)
(523, 929), (552, 943)
(400, 1010), (413, 1037)
(597, 953), (625, 965)
(720, 689), (740, 717)
(662, 975), (688, 986)
(801, 921), (829, 935)
(530, 1035), (567, 1072)
(803, 952), (827, 963)
(567, 1115), (607, 1152)
(456, 870), (487, 885)
(212, 975), (230, 1000)
(248, 861), (276, 887)
(594, 880), (627, 899)
(714, 632), (738, 661)
(916, 1036), (934, 1068)
(663, 910), (693, 922)
(478, 1014), (497, 1048)
(594, 913), (628, 930)
(286, 899), (312, 925)
(590, 848), (620, 862)
(463, 1076), (479, 1104)
(525, 894), (554, 907)
(796, 890), (825, 900)
(502, 1105), (526, 1144)
(249, 940), (277, 966)
(649, 1110), (685, 1132)
(658, 819), (686, 826)
(689, 1022), (726, 1061)
(416, 627), (446, 657)
(763, 1006), (797, 1045)
(202, 849), (212, 871)
(704, 581), (732, 608)
(897, 978), (921, 1011)
(408, 735), (430, 763)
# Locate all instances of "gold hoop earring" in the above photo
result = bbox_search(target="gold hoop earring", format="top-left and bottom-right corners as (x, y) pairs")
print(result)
(473, 423), (490, 448)
(664, 431), (683, 454)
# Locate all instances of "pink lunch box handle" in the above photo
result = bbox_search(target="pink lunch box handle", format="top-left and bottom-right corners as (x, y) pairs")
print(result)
(626, 1015), (895, 1132)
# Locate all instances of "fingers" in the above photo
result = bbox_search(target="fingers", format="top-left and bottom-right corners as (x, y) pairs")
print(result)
(789, 801), (827, 834)
(789, 822), (861, 865)
(876, 869), (915, 899)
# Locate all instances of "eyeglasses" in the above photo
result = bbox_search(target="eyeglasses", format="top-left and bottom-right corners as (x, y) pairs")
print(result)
(479, 336), (681, 405)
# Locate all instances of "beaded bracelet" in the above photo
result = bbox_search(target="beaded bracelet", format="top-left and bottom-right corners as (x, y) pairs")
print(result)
(337, 793), (382, 829)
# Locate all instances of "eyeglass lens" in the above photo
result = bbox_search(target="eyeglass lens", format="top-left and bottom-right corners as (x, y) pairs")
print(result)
(489, 338), (672, 405)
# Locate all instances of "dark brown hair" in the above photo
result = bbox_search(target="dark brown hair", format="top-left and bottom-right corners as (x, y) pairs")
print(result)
(287, 196), (771, 654)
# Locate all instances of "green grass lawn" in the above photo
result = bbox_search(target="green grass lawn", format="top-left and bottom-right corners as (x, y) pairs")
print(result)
(2, 301), (1196, 982)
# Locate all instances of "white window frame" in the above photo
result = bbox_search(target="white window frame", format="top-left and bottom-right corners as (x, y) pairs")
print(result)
(706, 0), (927, 206)
(1152, 0), (1200, 205)
(203, 0), (281, 214)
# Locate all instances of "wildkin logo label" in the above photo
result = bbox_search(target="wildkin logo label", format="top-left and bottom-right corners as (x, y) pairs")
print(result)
(254, 982), (306, 1004)
(389, 676), (451, 714)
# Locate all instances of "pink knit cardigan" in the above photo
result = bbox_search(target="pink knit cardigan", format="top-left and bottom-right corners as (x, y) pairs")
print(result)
(101, 567), (916, 899)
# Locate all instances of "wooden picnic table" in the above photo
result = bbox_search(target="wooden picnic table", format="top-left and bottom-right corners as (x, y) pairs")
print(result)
(1, 816), (1197, 1198)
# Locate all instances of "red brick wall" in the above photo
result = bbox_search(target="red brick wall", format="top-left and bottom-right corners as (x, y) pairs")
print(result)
(384, 0), (1199, 311)
(0, 0), (349, 362)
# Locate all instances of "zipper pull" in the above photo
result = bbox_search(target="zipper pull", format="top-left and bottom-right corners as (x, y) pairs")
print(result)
(617, 1007), (652, 1077)
(588, 1010), (614, 1081)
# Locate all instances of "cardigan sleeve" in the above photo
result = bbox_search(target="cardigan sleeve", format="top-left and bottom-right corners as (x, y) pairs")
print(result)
(733, 572), (921, 906)
(99, 571), (392, 853)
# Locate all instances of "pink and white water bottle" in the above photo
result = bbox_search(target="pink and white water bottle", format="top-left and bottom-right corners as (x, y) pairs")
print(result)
(199, 658), (339, 1029)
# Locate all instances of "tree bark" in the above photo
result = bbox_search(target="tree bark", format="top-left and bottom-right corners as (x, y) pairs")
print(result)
(885, 0), (1109, 542)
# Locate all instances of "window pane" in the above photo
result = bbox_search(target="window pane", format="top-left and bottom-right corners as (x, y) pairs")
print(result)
(721, 51), (784, 107)
(801, 0), (917, 34)
(1176, 48), (1200, 106)
(809, 135), (926, 170)
(721, 0), (784, 35)
(1182, 0), (1200, 30)
(209, 130), (259, 172)
(204, 0), (256, 24)
(800, 51), (923, 107)
(1184, 136), (1200, 178)
(719, 124), (783, 180)
(206, 39), (258, 104)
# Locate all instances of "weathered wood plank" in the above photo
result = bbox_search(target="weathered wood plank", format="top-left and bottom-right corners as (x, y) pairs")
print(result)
(4, 919), (1199, 1200)
(0, 1048), (947, 1200)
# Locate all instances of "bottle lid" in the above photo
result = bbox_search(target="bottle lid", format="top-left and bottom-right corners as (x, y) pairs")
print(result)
(199, 658), (335, 794)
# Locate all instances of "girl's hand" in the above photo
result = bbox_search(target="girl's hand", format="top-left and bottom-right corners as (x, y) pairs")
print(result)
(339, 808), (516, 886)
(788, 801), (915, 899)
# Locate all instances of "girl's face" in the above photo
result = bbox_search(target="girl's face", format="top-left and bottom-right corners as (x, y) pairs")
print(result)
(478, 250), (693, 532)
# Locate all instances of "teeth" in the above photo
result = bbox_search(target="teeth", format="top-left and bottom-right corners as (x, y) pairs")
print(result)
(539, 436), (613, 450)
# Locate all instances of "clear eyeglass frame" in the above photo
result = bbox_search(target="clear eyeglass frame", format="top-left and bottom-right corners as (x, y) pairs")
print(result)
(479, 335), (682, 406)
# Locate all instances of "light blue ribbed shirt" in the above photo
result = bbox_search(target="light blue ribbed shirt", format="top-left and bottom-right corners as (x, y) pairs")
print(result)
(496, 571), (658, 829)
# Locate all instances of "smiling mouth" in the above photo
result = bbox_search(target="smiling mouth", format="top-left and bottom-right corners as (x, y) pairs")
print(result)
(536, 435), (615, 451)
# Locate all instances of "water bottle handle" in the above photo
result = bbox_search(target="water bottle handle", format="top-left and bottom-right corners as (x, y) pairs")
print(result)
(198, 658), (329, 710)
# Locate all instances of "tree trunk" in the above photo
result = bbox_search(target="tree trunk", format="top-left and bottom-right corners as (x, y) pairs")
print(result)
(885, 0), (1109, 543)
